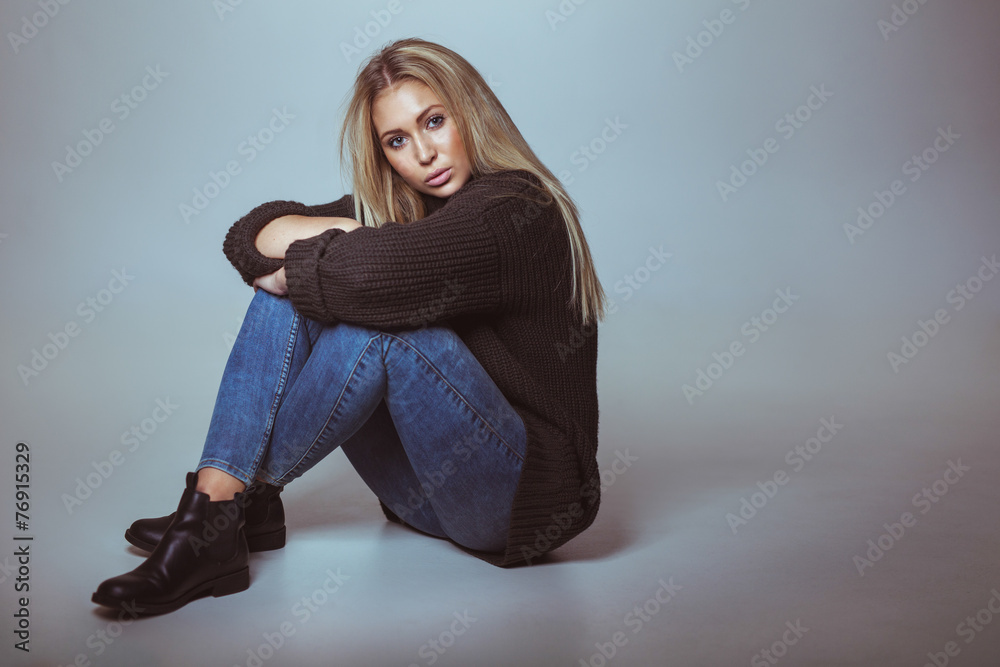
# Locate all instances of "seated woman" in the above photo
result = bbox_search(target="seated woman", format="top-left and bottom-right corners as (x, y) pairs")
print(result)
(92, 36), (607, 615)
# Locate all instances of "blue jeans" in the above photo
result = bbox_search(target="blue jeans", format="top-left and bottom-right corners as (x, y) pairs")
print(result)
(195, 290), (527, 553)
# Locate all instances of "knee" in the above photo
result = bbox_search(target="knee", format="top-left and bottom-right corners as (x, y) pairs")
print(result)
(249, 288), (274, 311)
(252, 288), (281, 306)
(250, 288), (295, 318)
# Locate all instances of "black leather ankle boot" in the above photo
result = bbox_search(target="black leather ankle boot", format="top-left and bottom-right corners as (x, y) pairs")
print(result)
(125, 478), (286, 553)
(92, 472), (250, 615)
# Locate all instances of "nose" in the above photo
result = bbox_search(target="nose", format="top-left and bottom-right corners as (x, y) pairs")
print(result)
(413, 136), (436, 164)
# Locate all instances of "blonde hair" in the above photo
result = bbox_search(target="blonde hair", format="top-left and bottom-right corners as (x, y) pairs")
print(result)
(338, 37), (607, 326)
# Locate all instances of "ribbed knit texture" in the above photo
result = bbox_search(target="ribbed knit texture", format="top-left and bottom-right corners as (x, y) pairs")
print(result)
(221, 170), (600, 567)
(222, 200), (314, 286)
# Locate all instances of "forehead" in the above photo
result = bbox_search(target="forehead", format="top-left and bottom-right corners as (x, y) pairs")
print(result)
(372, 80), (442, 128)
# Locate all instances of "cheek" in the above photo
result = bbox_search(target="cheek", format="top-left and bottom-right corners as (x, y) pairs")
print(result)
(385, 152), (426, 189)
(384, 151), (408, 176)
(449, 129), (469, 165)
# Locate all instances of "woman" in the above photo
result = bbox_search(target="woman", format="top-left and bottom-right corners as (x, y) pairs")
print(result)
(92, 37), (606, 615)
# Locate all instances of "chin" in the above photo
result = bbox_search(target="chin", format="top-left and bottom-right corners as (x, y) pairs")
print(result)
(447, 173), (473, 195)
(432, 184), (459, 198)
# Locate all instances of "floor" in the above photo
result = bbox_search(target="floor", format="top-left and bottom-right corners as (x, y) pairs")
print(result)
(13, 303), (1000, 667)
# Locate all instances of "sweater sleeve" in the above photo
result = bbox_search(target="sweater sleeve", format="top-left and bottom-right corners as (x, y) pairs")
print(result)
(222, 194), (355, 286)
(282, 172), (536, 328)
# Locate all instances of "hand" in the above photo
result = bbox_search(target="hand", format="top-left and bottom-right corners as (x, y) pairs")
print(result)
(253, 266), (288, 296)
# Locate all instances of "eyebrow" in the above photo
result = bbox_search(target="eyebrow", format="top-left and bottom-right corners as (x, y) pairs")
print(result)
(378, 104), (444, 142)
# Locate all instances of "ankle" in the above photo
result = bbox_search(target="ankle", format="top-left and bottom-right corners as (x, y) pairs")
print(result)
(195, 467), (247, 501)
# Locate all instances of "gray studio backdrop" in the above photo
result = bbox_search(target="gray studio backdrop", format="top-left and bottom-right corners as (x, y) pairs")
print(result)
(2, 0), (1000, 665)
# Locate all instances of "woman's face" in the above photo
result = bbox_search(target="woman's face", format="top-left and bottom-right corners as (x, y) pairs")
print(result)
(372, 79), (472, 199)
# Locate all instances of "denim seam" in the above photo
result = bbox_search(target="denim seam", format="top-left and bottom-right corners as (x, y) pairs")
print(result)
(273, 334), (382, 483)
(382, 331), (527, 464)
(247, 308), (302, 480)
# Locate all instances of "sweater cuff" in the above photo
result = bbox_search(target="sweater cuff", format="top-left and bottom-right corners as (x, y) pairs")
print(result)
(223, 200), (314, 286)
(284, 227), (348, 321)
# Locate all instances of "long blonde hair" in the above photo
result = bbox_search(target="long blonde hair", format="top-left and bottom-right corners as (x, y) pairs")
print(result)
(338, 37), (606, 325)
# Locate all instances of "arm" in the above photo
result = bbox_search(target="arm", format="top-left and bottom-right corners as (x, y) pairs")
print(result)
(222, 194), (356, 286)
(251, 215), (362, 295)
(281, 170), (544, 328)
(255, 215), (362, 259)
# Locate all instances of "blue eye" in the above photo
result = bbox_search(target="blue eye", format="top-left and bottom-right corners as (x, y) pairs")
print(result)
(385, 115), (445, 151)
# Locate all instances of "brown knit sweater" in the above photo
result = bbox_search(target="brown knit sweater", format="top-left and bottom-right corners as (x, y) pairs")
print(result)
(221, 169), (600, 567)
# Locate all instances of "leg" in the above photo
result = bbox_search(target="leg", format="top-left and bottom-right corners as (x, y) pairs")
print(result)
(339, 398), (450, 540)
(94, 291), (339, 614)
(195, 289), (322, 490)
(360, 326), (527, 552)
(121, 290), (325, 550)
(256, 322), (527, 553)
(195, 467), (246, 501)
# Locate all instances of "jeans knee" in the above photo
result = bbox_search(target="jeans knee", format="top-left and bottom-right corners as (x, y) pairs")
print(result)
(252, 288), (289, 311)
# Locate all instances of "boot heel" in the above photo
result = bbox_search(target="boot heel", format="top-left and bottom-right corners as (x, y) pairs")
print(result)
(248, 526), (286, 552)
(211, 567), (250, 597)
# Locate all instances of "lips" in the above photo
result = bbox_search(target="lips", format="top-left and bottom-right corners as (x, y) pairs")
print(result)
(425, 167), (451, 186)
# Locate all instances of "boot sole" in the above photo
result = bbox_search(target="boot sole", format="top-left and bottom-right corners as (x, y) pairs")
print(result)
(91, 566), (250, 615)
(125, 526), (286, 553)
